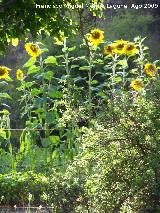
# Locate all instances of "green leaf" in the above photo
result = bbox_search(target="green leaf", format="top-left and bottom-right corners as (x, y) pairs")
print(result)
(0, 81), (8, 87)
(71, 65), (79, 69)
(68, 46), (76, 52)
(44, 71), (54, 80)
(0, 93), (11, 99)
(44, 56), (57, 65)
(46, 112), (56, 124)
(52, 150), (59, 159)
(76, 56), (87, 60)
(118, 60), (128, 69)
(23, 57), (36, 68)
(79, 66), (90, 71)
(0, 109), (10, 115)
(25, 82), (35, 88)
(48, 89), (63, 99)
(5, 76), (13, 82)
(31, 88), (43, 97)
(115, 76), (122, 82)
(20, 140), (25, 153)
(41, 138), (50, 147)
(95, 59), (104, 64)
(9, 143), (13, 155)
(49, 136), (60, 146)
(129, 69), (138, 74)
(0, 130), (6, 139)
(27, 65), (41, 75)
(143, 46), (149, 51)
(41, 48), (49, 53)
(91, 80), (98, 85)
(41, 136), (60, 147)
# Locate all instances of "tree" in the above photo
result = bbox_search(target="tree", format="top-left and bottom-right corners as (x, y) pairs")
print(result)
(0, 0), (78, 49)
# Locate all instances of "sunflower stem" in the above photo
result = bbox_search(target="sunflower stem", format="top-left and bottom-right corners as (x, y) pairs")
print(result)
(64, 37), (72, 107)
(40, 55), (49, 139)
(88, 52), (93, 123)
(112, 54), (117, 94)
(138, 39), (145, 77)
(122, 56), (127, 88)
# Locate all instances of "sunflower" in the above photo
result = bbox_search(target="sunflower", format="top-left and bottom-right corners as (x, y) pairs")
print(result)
(103, 44), (115, 55)
(0, 66), (10, 79)
(130, 79), (144, 91)
(25, 43), (40, 57)
(124, 42), (138, 56)
(144, 63), (156, 77)
(113, 39), (128, 55)
(88, 29), (104, 46)
(16, 69), (23, 80)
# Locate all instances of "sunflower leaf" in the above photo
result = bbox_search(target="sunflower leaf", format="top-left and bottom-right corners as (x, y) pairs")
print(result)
(49, 136), (60, 146)
(44, 71), (54, 80)
(0, 93), (12, 99)
(23, 57), (36, 68)
(27, 65), (41, 75)
(48, 89), (63, 99)
(0, 130), (6, 139)
(44, 56), (57, 65)
(31, 88), (43, 97)
(79, 66), (90, 71)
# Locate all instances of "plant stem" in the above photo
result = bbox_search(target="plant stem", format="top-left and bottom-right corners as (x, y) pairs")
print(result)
(64, 37), (71, 106)
(112, 54), (117, 94)
(138, 40), (144, 77)
(40, 55), (49, 139)
(88, 52), (93, 122)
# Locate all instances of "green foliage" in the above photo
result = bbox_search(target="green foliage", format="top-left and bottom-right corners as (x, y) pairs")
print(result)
(0, 28), (160, 212)
(0, 171), (48, 206)
(105, 10), (154, 41)
(0, 0), (105, 51)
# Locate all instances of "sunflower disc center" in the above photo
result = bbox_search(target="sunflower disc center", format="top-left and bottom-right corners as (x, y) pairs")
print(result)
(30, 45), (37, 53)
(92, 32), (100, 39)
(148, 65), (154, 72)
(127, 45), (134, 51)
(117, 44), (124, 50)
(0, 69), (5, 76)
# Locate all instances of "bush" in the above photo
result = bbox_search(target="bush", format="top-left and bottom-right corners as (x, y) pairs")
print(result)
(0, 172), (48, 206)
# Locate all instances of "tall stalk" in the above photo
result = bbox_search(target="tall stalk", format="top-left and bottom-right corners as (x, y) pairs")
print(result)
(40, 55), (49, 138)
(138, 39), (145, 77)
(88, 52), (93, 121)
(64, 37), (71, 105)
(112, 54), (118, 94)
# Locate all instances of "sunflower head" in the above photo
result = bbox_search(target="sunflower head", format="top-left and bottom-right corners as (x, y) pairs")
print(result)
(0, 66), (10, 79)
(113, 39), (128, 55)
(124, 42), (138, 56)
(16, 69), (23, 80)
(103, 44), (115, 56)
(88, 29), (104, 46)
(144, 63), (156, 77)
(25, 43), (40, 58)
(130, 79), (144, 91)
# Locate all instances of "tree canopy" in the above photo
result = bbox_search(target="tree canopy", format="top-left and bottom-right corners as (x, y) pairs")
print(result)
(0, 0), (88, 49)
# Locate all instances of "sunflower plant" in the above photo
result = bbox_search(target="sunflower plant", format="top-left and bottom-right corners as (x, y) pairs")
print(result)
(16, 38), (84, 168)
(2, 29), (159, 173)
(0, 70), (14, 172)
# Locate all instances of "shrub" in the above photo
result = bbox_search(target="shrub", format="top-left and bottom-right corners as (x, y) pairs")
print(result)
(0, 171), (48, 206)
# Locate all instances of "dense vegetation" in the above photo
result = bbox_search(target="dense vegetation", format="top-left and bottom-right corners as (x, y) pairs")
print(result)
(0, 1), (160, 212)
